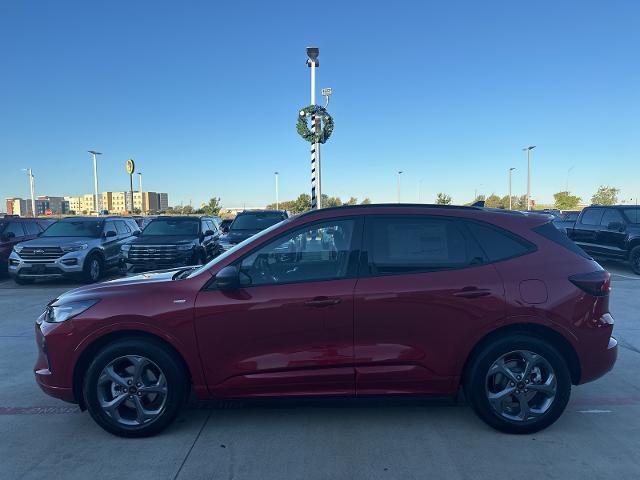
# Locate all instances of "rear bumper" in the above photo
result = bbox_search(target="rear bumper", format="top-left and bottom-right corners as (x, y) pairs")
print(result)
(579, 336), (618, 384)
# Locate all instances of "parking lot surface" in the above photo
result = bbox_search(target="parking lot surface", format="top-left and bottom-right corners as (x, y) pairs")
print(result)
(1, 261), (639, 480)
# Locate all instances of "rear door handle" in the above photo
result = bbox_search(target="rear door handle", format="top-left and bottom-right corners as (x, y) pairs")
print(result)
(305, 297), (342, 308)
(453, 288), (492, 299)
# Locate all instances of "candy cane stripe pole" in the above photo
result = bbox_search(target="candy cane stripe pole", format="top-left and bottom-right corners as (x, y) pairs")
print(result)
(310, 111), (317, 209)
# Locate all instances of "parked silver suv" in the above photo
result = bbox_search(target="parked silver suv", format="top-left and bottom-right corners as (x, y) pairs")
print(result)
(8, 216), (140, 284)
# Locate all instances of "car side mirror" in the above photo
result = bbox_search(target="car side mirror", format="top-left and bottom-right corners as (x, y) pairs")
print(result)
(104, 230), (117, 238)
(215, 265), (240, 290)
(607, 221), (625, 232)
(205, 229), (214, 236)
(221, 227), (229, 233)
(132, 230), (141, 236)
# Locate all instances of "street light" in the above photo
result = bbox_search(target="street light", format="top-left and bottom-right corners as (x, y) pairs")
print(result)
(306, 47), (321, 209)
(509, 168), (516, 210)
(21, 168), (36, 217)
(137, 172), (143, 214)
(88, 150), (102, 215)
(274, 171), (279, 210)
(523, 145), (536, 211)
(397, 171), (403, 203)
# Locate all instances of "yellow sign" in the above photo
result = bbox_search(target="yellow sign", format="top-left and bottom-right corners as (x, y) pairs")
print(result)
(126, 158), (135, 175)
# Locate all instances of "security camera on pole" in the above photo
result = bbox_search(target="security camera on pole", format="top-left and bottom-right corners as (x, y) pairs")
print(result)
(297, 47), (334, 209)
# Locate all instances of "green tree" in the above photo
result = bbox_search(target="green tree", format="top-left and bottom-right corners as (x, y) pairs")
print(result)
(360, 198), (371, 205)
(344, 197), (358, 206)
(591, 185), (619, 206)
(514, 195), (528, 210)
(291, 194), (312, 213)
(436, 193), (452, 205)
(485, 194), (504, 209)
(322, 194), (343, 207)
(202, 197), (222, 216)
(553, 191), (581, 210)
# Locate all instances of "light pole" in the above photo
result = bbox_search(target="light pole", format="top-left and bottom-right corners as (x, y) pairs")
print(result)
(306, 47), (321, 209)
(397, 171), (403, 203)
(523, 145), (536, 210)
(274, 171), (279, 210)
(137, 172), (143, 214)
(88, 150), (102, 215)
(566, 165), (574, 192)
(509, 167), (516, 210)
(21, 168), (36, 217)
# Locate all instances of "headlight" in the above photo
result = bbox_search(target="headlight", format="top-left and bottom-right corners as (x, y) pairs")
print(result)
(121, 244), (131, 252)
(45, 299), (99, 323)
(61, 243), (88, 253)
(176, 243), (195, 251)
(13, 245), (23, 253)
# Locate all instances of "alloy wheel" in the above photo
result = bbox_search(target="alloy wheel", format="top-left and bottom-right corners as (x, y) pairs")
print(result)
(485, 350), (557, 422)
(90, 259), (101, 281)
(96, 355), (168, 427)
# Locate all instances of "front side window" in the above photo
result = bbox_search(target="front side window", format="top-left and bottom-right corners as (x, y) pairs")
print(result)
(115, 220), (130, 234)
(1, 222), (25, 239)
(40, 220), (102, 237)
(367, 216), (475, 274)
(239, 219), (357, 286)
(580, 208), (604, 226)
(622, 208), (640, 224)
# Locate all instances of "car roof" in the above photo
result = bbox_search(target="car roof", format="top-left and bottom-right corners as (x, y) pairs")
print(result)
(236, 210), (287, 215)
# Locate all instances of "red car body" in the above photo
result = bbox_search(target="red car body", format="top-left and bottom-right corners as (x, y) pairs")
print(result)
(34, 205), (617, 433)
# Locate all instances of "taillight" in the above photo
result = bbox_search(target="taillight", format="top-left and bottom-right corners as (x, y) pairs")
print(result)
(569, 271), (611, 296)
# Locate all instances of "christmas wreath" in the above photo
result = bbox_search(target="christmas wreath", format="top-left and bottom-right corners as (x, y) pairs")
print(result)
(296, 105), (334, 144)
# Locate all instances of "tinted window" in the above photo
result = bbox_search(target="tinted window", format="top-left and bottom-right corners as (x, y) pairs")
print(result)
(103, 221), (116, 234)
(205, 220), (217, 234)
(24, 222), (41, 235)
(580, 208), (604, 226)
(622, 208), (640, 224)
(464, 220), (534, 262)
(239, 219), (356, 286)
(40, 220), (102, 237)
(368, 216), (473, 274)
(142, 219), (199, 236)
(561, 212), (579, 221)
(533, 222), (590, 259)
(2, 222), (25, 238)
(231, 212), (285, 230)
(600, 209), (624, 227)
(115, 220), (131, 234)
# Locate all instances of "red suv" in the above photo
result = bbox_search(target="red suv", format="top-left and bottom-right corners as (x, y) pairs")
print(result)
(34, 205), (617, 437)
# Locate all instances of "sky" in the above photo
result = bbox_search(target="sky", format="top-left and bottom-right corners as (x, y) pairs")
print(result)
(1, 0), (638, 209)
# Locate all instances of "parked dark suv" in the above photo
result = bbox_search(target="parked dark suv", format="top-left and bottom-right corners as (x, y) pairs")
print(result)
(0, 216), (55, 275)
(567, 205), (640, 274)
(219, 210), (288, 250)
(34, 204), (616, 437)
(121, 216), (222, 272)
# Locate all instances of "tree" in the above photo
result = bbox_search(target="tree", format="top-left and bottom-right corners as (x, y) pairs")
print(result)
(514, 195), (528, 210)
(436, 193), (452, 205)
(291, 194), (312, 213)
(344, 197), (358, 206)
(360, 198), (371, 205)
(591, 186), (619, 206)
(484, 194), (504, 209)
(553, 191), (581, 210)
(202, 197), (222, 216)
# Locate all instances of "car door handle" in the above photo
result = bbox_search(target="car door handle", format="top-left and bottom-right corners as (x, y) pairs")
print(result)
(453, 287), (492, 299)
(305, 297), (342, 308)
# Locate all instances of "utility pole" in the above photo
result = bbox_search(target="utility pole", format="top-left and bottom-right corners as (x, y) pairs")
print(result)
(397, 171), (403, 203)
(509, 167), (516, 210)
(138, 172), (144, 214)
(22, 168), (36, 217)
(523, 145), (536, 210)
(274, 171), (279, 210)
(88, 150), (102, 215)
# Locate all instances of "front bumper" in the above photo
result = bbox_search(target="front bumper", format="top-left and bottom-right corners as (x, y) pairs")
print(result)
(34, 315), (76, 403)
(8, 250), (86, 279)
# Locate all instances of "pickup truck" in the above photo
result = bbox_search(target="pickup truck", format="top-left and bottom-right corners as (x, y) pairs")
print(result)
(567, 205), (640, 274)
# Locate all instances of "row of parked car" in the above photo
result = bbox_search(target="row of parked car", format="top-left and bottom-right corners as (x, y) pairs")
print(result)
(0, 210), (289, 284)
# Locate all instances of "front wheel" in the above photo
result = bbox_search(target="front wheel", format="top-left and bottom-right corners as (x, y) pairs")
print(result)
(464, 335), (571, 434)
(83, 338), (187, 437)
(630, 246), (640, 275)
(83, 253), (103, 283)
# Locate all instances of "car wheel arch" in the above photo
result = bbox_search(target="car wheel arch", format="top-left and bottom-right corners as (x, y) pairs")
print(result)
(72, 330), (193, 409)
(460, 322), (581, 387)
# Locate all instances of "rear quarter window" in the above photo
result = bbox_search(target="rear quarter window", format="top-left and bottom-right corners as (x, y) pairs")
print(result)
(532, 222), (590, 259)
(463, 220), (535, 262)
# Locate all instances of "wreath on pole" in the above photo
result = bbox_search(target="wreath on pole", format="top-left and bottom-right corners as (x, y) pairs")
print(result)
(296, 105), (334, 144)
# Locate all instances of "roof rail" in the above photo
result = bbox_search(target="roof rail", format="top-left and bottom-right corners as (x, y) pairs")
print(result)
(298, 203), (482, 218)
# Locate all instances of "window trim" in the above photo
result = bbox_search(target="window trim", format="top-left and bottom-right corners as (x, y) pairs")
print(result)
(204, 216), (364, 290)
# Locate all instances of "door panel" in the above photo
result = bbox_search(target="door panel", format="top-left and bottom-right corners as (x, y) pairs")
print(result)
(572, 208), (604, 254)
(597, 209), (627, 257)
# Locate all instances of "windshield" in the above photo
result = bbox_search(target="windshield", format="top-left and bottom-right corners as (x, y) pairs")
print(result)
(230, 213), (285, 231)
(187, 218), (291, 278)
(622, 208), (640, 224)
(142, 219), (199, 236)
(40, 220), (102, 237)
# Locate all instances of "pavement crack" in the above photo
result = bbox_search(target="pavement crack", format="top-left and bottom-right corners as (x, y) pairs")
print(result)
(172, 409), (212, 480)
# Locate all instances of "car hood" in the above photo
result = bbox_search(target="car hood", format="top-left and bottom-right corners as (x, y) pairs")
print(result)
(18, 236), (98, 247)
(132, 235), (197, 245)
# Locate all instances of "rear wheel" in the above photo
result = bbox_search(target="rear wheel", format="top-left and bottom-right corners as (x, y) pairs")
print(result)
(464, 335), (571, 434)
(630, 246), (640, 275)
(83, 338), (187, 437)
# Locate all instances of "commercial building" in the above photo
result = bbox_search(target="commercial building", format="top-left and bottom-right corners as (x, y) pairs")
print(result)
(5, 196), (69, 216)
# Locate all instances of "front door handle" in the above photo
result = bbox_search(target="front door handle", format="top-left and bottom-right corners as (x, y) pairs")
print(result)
(305, 296), (342, 308)
(453, 287), (492, 299)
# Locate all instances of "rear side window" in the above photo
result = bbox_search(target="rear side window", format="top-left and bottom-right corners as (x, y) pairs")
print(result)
(533, 222), (590, 259)
(464, 220), (534, 262)
(368, 216), (475, 274)
(580, 208), (604, 225)
(115, 221), (130, 234)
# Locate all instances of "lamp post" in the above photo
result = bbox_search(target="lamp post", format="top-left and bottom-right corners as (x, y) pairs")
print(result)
(21, 168), (36, 217)
(137, 172), (144, 214)
(397, 171), (403, 203)
(88, 150), (102, 215)
(306, 47), (321, 209)
(509, 167), (516, 210)
(274, 172), (279, 210)
(523, 145), (536, 210)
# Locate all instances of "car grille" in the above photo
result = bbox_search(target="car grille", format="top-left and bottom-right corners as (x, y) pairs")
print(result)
(18, 247), (64, 262)
(128, 245), (180, 262)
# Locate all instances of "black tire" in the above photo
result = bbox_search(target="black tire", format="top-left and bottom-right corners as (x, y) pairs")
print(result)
(14, 275), (35, 285)
(630, 246), (640, 275)
(82, 338), (188, 437)
(83, 253), (103, 283)
(464, 334), (571, 434)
